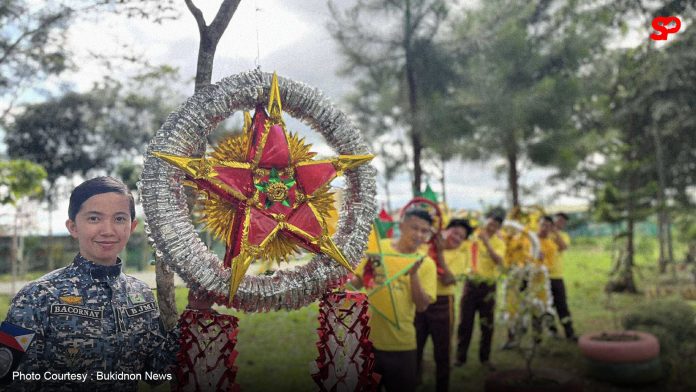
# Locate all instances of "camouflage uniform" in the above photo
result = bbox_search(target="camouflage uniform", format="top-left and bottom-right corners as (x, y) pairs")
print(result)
(4, 254), (179, 391)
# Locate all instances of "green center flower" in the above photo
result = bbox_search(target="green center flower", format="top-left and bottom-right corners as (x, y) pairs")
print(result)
(255, 168), (296, 208)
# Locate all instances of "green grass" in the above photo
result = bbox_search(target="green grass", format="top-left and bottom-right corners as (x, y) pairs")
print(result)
(0, 271), (45, 283)
(0, 294), (9, 317)
(3, 237), (695, 391)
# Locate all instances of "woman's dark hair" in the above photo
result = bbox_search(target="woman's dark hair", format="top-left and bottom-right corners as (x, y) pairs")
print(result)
(540, 215), (554, 224)
(446, 219), (473, 238)
(554, 212), (570, 221)
(487, 214), (504, 225)
(68, 176), (135, 221)
(402, 208), (433, 225)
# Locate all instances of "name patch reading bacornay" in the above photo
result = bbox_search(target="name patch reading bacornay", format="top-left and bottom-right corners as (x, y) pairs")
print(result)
(124, 301), (156, 317)
(49, 304), (103, 320)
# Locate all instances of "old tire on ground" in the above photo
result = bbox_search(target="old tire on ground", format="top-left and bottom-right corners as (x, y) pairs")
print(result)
(585, 356), (663, 385)
(578, 330), (659, 363)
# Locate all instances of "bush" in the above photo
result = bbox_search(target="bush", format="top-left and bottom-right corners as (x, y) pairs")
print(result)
(622, 299), (696, 354)
(622, 299), (696, 388)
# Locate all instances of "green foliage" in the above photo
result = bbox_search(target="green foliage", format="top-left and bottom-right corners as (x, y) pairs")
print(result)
(116, 161), (142, 192)
(328, 0), (456, 193)
(0, 1), (179, 124)
(0, 295), (9, 317)
(622, 300), (696, 355)
(622, 299), (696, 386)
(5, 71), (180, 191)
(0, 160), (46, 205)
(679, 219), (696, 243)
(451, 0), (609, 206)
(580, 7), (696, 232)
(7, 91), (106, 186)
(0, 1), (71, 122)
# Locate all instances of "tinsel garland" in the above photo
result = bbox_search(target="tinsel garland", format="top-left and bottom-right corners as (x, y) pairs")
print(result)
(176, 310), (240, 392)
(500, 264), (555, 333)
(311, 292), (378, 391)
(139, 69), (377, 311)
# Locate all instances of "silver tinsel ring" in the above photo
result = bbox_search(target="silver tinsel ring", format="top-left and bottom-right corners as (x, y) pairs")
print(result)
(138, 69), (377, 312)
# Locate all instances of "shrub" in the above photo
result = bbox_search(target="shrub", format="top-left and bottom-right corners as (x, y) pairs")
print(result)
(622, 299), (696, 354)
(622, 299), (696, 388)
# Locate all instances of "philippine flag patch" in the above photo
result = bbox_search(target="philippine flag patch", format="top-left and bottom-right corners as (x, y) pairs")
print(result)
(0, 322), (35, 383)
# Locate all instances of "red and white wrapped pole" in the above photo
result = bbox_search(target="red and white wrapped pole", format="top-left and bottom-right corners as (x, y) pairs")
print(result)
(311, 291), (379, 391)
(176, 309), (241, 392)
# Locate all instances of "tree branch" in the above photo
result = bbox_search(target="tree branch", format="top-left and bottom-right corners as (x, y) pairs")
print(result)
(184, 0), (207, 35)
(0, 11), (69, 66)
(209, 0), (241, 42)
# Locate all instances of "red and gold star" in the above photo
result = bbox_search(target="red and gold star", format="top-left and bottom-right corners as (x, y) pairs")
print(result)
(154, 73), (373, 301)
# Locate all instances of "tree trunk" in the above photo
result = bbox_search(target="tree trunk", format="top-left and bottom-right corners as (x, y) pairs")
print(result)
(606, 172), (638, 294)
(404, 0), (422, 197)
(156, 261), (179, 330)
(194, 35), (216, 92)
(622, 214), (637, 293)
(506, 145), (520, 208)
(651, 125), (671, 273)
(154, 0), (241, 327)
(657, 210), (666, 273)
(411, 131), (422, 196)
(11, 209), (18, 295)
(383, 178), (393, 214)
(47, 195), (55, 271)
(665, 211), (677, 278)
(605, 219), (638, 294)
(18, 232), (26, 276)
(185, 0), (241, 91)
(14, 202), (28, 278)
(440, 156), (446, 207)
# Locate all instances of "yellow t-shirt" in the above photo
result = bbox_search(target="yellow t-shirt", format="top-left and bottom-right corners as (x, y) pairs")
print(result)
(356, 239), (437, 351)
(439, 246), (468, 296)
(468, 234), (506, 282)
(559, 231), (571, 247)
(538, 236), (561, 278)
(550, 231), (571, 278)
(448, 240), (471, 277)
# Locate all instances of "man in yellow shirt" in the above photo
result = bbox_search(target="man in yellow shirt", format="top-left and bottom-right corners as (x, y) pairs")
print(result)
(416, 219), (473, 392)
(353, 209), (438, 392)
(546, 212), (577, 341)
(538, 215), (575, 340)
(455, 215), (506, 371)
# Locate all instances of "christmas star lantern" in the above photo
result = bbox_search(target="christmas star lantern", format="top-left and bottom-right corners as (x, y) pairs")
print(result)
(140, 70), (377, 309)
(140, 69), (378, 390)
(153, 73), (372, 300)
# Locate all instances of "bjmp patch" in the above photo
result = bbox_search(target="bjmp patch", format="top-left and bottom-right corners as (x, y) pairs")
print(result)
(124, 301), (157, 317)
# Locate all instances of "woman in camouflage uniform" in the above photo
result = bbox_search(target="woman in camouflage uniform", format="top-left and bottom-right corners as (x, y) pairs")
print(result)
(2, 177), (191, 391)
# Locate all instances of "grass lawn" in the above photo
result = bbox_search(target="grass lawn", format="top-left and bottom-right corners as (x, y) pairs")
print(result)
(2, 237), (695, 391)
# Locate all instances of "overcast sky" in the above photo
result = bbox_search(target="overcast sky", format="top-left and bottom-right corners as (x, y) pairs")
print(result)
(3, 0), (587, 235)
